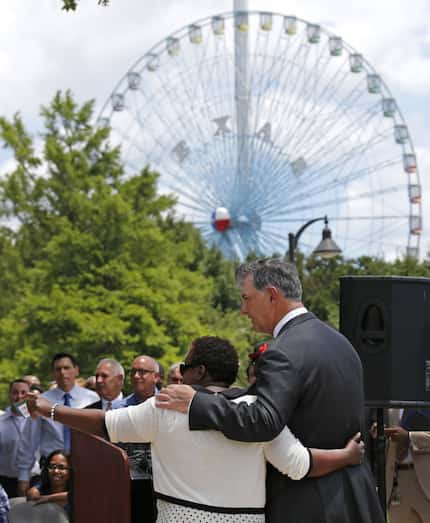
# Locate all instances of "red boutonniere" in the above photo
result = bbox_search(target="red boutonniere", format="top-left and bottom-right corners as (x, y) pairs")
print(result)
(248, 342), (268, 362)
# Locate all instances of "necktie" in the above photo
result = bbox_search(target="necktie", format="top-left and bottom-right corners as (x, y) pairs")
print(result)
(106, 401), (112, 411)
(63, 393), (71, 451)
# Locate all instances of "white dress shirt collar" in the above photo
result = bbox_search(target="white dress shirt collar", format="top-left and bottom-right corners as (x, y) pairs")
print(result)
(50, 384), (79, 400)
(46, 384), (98, 406)
(273, 307), (308, 338)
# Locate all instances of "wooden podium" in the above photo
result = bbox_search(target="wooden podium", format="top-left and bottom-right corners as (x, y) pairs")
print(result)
(71, 430), (131, 523)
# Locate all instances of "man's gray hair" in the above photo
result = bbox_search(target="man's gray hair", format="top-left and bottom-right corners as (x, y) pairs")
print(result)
(97, 358), (125, 378)
(236, 257), (303, 301)
(168, 362), (182, 374)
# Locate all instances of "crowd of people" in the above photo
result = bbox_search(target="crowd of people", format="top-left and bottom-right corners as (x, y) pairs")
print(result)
(0, 257), (425, 522)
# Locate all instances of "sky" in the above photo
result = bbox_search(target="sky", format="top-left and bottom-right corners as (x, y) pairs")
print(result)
(0, 0), (428, 258)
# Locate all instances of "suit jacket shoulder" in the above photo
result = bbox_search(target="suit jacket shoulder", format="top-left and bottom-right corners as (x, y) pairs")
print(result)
(85, 400), (102, 410)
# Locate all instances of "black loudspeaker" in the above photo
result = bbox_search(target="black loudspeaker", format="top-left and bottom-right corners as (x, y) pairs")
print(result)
(340, 276), (430, 407)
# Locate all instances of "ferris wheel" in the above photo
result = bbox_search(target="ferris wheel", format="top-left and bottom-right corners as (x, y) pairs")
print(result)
(97, 7), (422, 261)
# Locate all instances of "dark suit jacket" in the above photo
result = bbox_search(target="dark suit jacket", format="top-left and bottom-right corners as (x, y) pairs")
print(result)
(85, 400), (103, 410)
(189, 312), (384, 523)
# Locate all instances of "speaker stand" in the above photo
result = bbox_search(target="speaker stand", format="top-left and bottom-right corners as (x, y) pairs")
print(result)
(376, 407), (387, 521)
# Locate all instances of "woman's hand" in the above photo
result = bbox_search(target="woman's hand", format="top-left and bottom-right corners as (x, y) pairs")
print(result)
(25, 392), (53, 419)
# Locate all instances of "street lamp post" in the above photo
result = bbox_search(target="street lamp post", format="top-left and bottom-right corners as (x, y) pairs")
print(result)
(288, 216), (341, 263)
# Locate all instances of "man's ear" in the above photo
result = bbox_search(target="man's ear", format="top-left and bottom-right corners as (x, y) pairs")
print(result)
(267, 286), (278, 302)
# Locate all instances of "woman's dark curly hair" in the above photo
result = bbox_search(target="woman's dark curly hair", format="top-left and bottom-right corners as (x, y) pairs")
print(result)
(40, 449), (72, 493)
(190, 336), (239, 386)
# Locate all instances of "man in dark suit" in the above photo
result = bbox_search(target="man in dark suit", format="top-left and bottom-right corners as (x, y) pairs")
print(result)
(157, 257), (385, 523)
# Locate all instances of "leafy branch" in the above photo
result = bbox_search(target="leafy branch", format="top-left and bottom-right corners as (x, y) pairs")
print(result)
(62, 0), (110, 11)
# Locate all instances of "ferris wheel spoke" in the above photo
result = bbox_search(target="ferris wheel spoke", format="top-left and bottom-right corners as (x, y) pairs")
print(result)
(276, 43), (347, 148)
(306, 129), (396, 190)
(259, 36), (304, 136)
(263, 184), (407, 220)
(282, 53), (315, 135)
(142, 69), (227, 179)
(257, 232), (284, 255)
(287, 80), (370, 157)
(298, 156), (399, 201)
(301, 117), (378, 171)
(121, 86), (200, 173)
(303, 76), (371, 143)
(301, 101), (383, 163)
(253, 129), (398, 210)
(302, 42), (333, 115)
(299, 117), (392, 184)
(250, 41), (290, 135)
(257, 154), (401, 218)
(272, 32), (312, 132)
(249, 29), (289, 140)
(173, 196), (217, 216)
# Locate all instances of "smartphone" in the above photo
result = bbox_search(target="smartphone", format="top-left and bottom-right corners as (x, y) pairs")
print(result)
(12, 400), (30, 418)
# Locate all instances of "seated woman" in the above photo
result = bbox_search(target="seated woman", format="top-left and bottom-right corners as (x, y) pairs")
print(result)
(26, 450), (70, 513)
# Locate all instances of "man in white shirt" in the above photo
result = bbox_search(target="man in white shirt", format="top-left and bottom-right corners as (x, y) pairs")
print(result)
(0, 379), (37, 498)
(26, 337), (363, 522)
(16, 352), (98, 496)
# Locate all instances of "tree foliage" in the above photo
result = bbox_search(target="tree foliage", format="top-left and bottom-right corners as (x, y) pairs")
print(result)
(301, 254), (430, 328)
(0, 91), (250, 404)
(62, 0), (109, 11)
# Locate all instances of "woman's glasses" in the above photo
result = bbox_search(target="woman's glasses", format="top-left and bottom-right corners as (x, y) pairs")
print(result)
(47, 464), (69, 471)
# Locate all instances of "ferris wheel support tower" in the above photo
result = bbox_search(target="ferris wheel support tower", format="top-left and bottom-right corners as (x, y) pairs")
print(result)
(234, 0), (250, 201)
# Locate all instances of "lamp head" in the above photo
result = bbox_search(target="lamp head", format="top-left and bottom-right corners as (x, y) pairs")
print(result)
(313, 219), (341, 259)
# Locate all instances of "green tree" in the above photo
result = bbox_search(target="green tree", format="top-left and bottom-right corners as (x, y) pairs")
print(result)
(0, 91), (250, 403)
(302, 254), (430, 328)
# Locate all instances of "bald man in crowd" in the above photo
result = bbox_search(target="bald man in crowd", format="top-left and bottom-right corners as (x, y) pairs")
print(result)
(125, 355), (160, 406)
